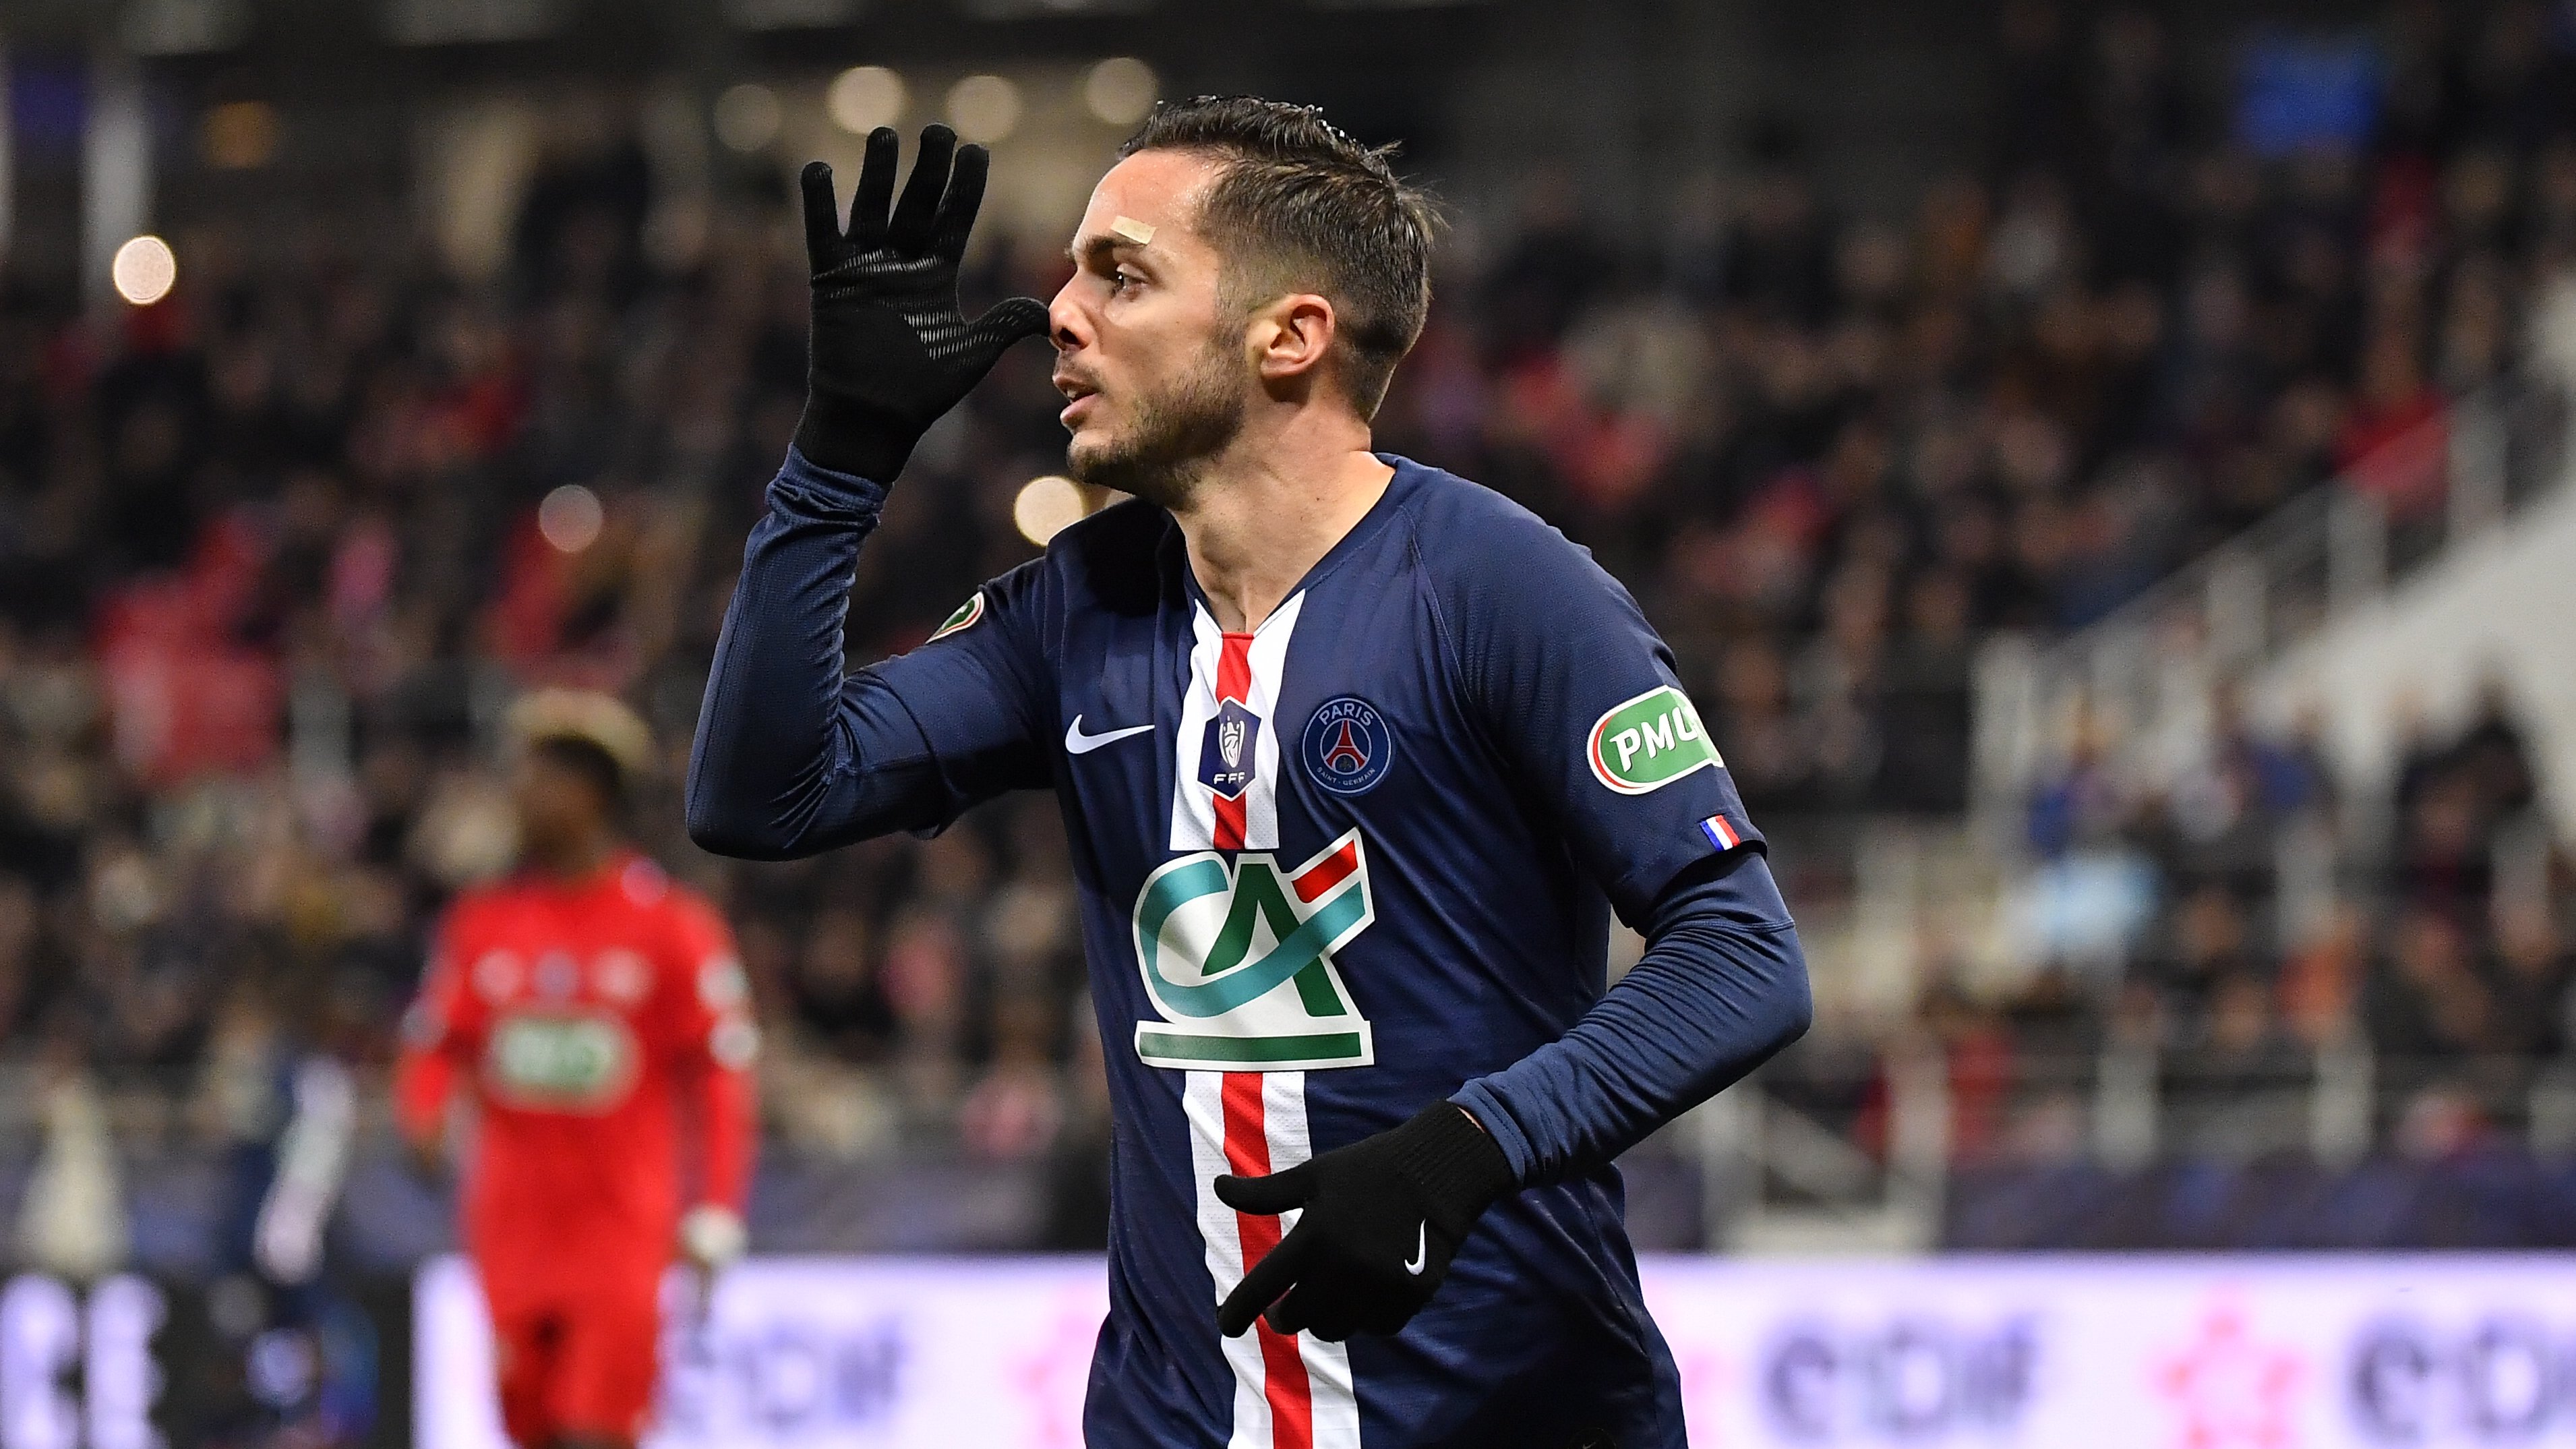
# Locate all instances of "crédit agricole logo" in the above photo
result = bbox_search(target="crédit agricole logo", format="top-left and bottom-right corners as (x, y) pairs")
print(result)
(1130, 829), (1375, 1071)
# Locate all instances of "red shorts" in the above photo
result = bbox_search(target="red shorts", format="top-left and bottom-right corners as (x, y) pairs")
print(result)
(485, 1272), (664, 1447)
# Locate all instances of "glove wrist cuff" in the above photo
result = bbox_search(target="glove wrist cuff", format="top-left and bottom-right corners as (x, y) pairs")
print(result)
(1389, 1102), (1516, 1239)
(794, 394), (912, 485)
(777, 444), (893, 519)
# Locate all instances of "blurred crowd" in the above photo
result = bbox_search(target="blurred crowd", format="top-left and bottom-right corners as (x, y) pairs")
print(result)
(0, 1), (2569, 1260)
(1909, 676), (2576, 1249)
(1996, 680), (2564, 1152)
(1400, 1), (2576, 827)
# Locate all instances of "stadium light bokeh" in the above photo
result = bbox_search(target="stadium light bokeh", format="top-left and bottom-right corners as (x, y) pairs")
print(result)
(200, 100), (279, 169)
(1013, 476), (1085, 547)
(538, 484), (605, 553)
(827, 65), (907, 135)
(1083, 58), (1157, 126)
(109, 235), (176, 305)
(713, 83), (781, 153)
(945, 74), (1021, 146)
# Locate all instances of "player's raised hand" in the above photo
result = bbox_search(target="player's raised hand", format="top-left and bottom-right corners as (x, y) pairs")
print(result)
(1213, 1102), (1516, 1342)
(794, 125), (1051, 482)
(676, 1202), (746, 1331)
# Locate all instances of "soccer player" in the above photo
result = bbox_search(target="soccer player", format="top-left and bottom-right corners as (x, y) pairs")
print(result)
(398, 690), (758, 1449)
(688, 102), (1811, 1448)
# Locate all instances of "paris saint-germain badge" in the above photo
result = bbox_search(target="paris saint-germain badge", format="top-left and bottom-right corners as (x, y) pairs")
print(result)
(1301, 697), (1394, 796)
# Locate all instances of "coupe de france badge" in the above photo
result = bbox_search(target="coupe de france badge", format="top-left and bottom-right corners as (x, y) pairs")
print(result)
(1199, 699), (1262, 800)
(1302, 696), (1394, 796)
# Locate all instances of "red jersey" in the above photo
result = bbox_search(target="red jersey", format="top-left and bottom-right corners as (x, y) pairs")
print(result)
(394, 852), (757, 1292)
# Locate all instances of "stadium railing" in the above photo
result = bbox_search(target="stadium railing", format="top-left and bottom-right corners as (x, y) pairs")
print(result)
(1673, 1038), (2576, 1251)
(1969, 372), (2574, 833)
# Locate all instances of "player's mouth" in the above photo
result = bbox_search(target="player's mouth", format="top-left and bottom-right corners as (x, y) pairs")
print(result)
(1055, 375), (1101, 428)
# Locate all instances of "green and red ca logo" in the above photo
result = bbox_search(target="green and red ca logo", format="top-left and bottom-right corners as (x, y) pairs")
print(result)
(1130, 830), (1376, 1071)
(1587, 684), (1722, 794)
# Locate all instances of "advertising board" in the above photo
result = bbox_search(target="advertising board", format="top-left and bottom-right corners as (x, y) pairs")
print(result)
(412, 1255), (2576, 1447)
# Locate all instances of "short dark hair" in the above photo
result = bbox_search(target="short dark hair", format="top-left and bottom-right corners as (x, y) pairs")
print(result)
(531, 734), (628, 815)
(1120, 96), (1438, 419)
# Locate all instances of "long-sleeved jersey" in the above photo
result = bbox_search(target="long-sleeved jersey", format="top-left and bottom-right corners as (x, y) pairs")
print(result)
(690, 449), (1810, 1449)
(394, 853), (758, 1296)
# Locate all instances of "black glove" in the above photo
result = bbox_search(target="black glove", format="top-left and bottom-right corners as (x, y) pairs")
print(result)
(794, 125), (1050, 481)
(1214, 1102), (1516, 1341)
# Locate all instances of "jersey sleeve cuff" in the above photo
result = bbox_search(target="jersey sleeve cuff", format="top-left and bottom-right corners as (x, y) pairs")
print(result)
(777, 444), (893, 517)
(1447, 1083), (1535, 1184)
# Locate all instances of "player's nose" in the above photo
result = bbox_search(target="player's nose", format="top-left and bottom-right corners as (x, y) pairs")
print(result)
(1047, 281), (1092, 353)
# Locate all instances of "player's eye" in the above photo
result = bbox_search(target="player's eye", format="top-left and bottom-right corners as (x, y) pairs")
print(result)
(1108, 267), (1137, 293)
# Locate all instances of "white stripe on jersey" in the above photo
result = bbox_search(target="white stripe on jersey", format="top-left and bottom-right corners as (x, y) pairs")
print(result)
(1185, 1071), (1276, 1448)
(1168, 592), (1303, 854)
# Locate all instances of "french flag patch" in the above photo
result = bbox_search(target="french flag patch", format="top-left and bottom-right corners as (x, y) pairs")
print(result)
(1699, 814), (1743, 852)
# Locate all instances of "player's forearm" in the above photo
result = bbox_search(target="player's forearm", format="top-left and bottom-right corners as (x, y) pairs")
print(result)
(696, 1065), (759, 1212)
(1451, 854), (1811, 1185)
(686, 448), (953, 858)
(391, 1046), (454, 1146)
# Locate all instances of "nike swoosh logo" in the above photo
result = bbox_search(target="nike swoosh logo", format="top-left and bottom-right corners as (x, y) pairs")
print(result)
(1065, 715), (1155, 755)
(1403, 1222), (1428, 1276)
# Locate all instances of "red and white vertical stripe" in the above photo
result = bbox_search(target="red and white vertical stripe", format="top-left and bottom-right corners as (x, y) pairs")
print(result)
(1183, 1071), (1360, 1449)
(1168, 594), (1359, 1447)
(1170, 595), (1300, 855)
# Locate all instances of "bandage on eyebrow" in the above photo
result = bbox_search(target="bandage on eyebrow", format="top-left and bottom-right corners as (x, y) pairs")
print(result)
(1110, 215), (1156, 244)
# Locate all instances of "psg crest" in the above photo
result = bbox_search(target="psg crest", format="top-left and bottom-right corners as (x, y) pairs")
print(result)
(1301, 697), (1394, 796)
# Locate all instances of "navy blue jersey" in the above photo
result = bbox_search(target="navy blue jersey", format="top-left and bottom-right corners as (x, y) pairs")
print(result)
(691, 450), (1809, 1449)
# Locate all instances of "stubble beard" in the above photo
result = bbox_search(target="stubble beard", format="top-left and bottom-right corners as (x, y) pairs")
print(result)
(1065, 336), (1249, 511)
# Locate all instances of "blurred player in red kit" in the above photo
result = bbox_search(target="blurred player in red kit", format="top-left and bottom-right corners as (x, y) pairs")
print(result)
(396, 690), (759, 1449)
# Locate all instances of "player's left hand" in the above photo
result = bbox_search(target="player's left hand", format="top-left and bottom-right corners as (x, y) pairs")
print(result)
(676, 1204), (747, 1330)
(1214, 1102), (1516, 1341)
(679, 1203), (748, 1273)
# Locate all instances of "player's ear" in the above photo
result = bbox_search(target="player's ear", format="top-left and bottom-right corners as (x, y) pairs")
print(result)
(1251, 293), (1337, 392)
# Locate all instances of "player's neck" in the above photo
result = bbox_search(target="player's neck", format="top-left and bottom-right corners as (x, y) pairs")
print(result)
(1170, 423), (1391, 634)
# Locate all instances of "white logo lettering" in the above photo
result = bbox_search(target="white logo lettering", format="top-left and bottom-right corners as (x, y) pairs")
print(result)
(1642, 713), (1676, 757)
